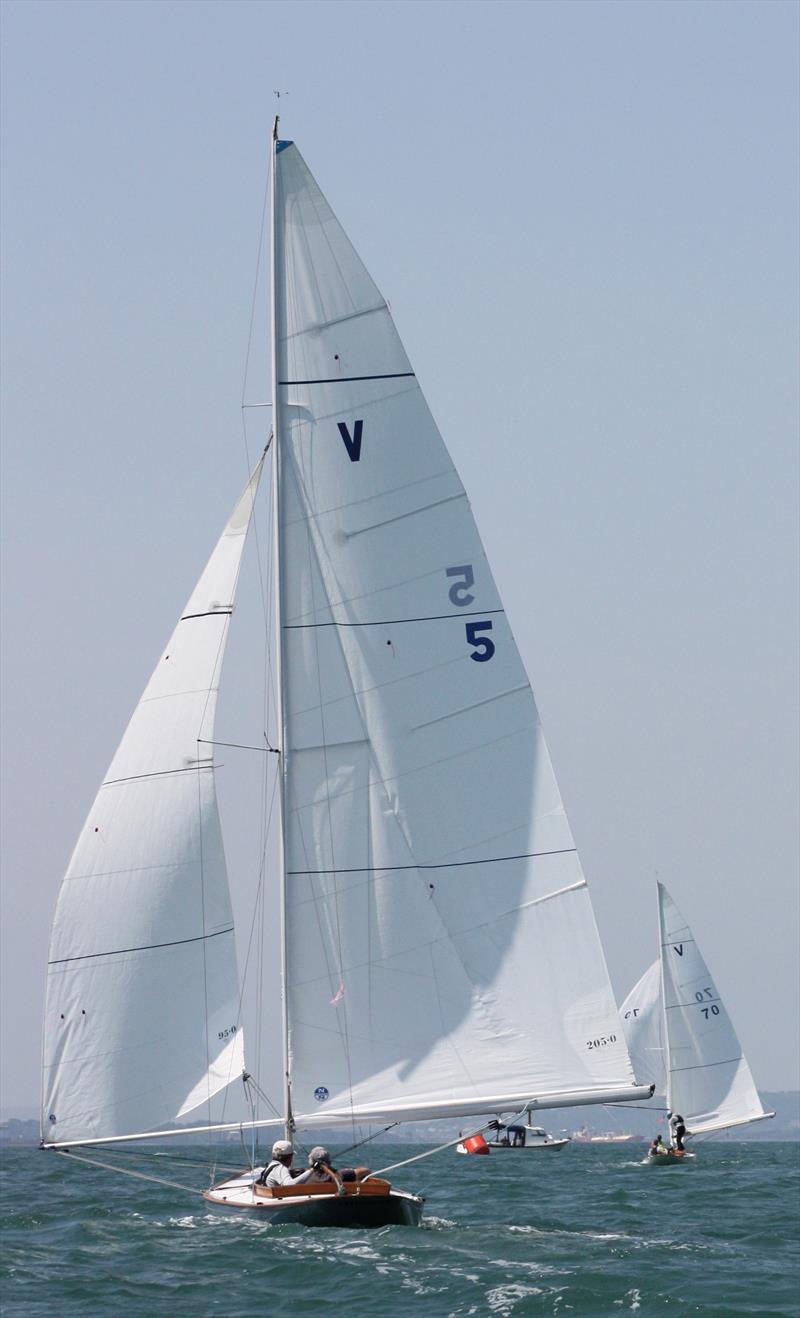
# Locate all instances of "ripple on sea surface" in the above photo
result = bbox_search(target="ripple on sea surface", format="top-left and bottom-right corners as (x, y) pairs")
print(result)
(1, 1142), (798, 1315)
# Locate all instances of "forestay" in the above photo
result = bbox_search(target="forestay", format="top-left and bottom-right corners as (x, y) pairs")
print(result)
(620, 959), (666, 1094)
(41, 462), (263, 1145)
(657, 882), (769, 1135)
(273, 140), (643, 1128)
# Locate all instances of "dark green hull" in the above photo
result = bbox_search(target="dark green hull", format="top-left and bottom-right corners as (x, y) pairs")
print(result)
(204, 1183), (424, 1227)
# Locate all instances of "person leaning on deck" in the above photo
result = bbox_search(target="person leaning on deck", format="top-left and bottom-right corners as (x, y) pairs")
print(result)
(306, 1146), (371, 1184)
(258, 1140), (317, 1188)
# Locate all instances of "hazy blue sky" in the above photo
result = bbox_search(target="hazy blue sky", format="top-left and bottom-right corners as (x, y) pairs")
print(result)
(2, 0), (798, 1115)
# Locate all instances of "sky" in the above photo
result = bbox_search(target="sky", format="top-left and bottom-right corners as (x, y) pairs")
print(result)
(1, 0), (798, 1117)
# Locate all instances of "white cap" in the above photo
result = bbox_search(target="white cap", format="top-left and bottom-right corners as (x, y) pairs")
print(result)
(272, 1139), (293, 1157)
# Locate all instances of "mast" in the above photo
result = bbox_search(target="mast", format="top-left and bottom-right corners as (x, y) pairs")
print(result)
(270, 114), (293, 1139)
(656, 882), (672, 1116)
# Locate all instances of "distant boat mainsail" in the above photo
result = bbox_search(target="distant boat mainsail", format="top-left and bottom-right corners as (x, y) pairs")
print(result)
(620, 882), (773, 1136)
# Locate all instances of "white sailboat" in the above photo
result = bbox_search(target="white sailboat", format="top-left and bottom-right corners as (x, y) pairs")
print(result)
(621, 881), (773, 1164)
(40, 123), (653, 1226)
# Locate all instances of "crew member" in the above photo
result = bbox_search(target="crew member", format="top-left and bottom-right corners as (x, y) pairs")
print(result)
(306, 1146), (370, 1184)
(258, 1139), (317, 1188)
(669, 1112), (687, 1151)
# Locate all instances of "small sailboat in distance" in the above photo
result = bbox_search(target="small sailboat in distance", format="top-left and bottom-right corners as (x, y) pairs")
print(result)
(40, 123), (653, 1226)
(621, 882), (773, 1165)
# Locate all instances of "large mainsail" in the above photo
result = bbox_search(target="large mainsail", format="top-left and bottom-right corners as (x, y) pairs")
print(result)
(41, 461), (263, 1145)
(655, 882), (771, 1135)
(273, 139), (646, 1128)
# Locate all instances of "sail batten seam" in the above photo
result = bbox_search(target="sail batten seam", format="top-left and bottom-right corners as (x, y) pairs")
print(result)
(281, 301), (387, 338)
(669, 1056), (743, 1075)
(412, 683), (530, 730)
(287, 847), (577, 877)
(48, 925), (235, 966)
(180, 610), (233, 620)
(284, 608), (505, 630)
(102, 765), (214, 788)
(279, 371), (415, 385)
(343, 492), (467, 539)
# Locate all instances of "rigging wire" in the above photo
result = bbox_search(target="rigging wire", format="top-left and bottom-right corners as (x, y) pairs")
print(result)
(55, 1149), (207, 1198)
(240, 149), (271, 465)
(256, 450), (278, 1132)
(198, 738), (279, 754)
(328, 1122), (400, 1162)
(299, 504), (359, 1140)
(605, 1102), (669, 1112)
(74, 1144), (248, 1175)
(205, 132), (284, 1175)
(201, 141), (272, 1181)
(367, 1116), (508, 1181)
(242, 1072), (283, 1122)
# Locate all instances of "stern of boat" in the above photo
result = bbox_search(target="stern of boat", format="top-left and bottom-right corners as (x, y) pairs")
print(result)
(203, 1174), (423, 1227)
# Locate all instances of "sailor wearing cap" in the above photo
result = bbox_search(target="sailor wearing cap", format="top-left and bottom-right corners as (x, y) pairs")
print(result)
(306, 1146), (336, 1183)
(258, 1139), (317, 1189)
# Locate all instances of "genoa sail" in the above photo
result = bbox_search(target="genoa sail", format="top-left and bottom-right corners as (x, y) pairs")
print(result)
(272, 139), (646, 1128)
(622, 882), (772, 1136)
(40, 460), (263, 1145)
(619, 959), (666, 1094)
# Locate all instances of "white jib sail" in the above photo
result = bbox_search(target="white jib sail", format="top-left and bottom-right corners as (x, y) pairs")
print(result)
(656, 882), (770, 1135)
(41, 460), (263, 1145)
(620, 959), (667, 1094)
(273, 139), (645, 1128)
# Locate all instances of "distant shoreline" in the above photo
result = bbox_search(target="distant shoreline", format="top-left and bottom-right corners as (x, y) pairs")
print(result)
(3, 1089), (798, 1148)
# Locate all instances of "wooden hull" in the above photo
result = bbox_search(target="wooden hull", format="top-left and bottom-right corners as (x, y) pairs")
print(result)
(647, 1150), (695, 1167)
(203, 1175), (423, 1227)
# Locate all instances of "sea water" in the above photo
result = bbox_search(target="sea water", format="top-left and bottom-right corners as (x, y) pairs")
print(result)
(2, 1141), (798, 1315)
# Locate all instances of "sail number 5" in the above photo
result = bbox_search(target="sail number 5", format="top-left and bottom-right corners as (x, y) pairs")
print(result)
(446, 566), (496, 661)
(446, 565), (475, 607)
(466, 620), (495, 662)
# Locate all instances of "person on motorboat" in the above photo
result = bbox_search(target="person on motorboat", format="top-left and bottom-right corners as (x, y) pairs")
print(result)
(668, 1112), (687, 1150)
(258, 1139), (318, 1188)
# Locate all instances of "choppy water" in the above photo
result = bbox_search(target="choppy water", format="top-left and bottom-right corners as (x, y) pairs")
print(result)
(2, 1141), (798, 1316)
